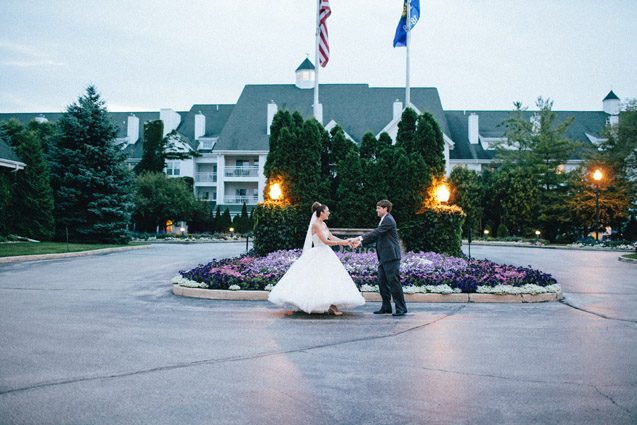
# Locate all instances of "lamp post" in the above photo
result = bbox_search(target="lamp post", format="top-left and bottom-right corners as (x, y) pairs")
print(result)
(535, 230), (541, 242)
(593, 169), (602, 241)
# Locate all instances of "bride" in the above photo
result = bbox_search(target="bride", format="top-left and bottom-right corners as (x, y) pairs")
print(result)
(268, 202), (366, 316)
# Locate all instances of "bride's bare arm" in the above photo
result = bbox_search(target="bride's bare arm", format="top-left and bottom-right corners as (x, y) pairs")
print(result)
(312, 223), (347, 246)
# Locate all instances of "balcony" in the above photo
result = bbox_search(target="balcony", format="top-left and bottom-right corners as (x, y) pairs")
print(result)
(224, 166), (259, 178)
(195, 172), (217, 183)
(224, 195), (259, 204)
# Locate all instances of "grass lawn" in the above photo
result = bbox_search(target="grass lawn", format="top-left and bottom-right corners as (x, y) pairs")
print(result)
(0, 242), (133, 257)
(623, 253), (637, 260)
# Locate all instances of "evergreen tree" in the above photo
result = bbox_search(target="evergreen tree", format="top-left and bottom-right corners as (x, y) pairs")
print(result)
(133, 121), (197, 175)
(239, 202), (250, 233)
(334, 148), (366, 227)
(134, 120), (165, 174)
(49, 85), (133, 243)
(359, 132), (379, 161)
(448, 166), (483, 237)
(415, 112), (446, 179)
(11, 130), (55, 240)
(263, 111), (323, 206)
(0, 172), (11, 236)
(220, 208), (232, 232)
(498, 98), (579, 240)
(213, 205), (222, 232)
(395, 107), (418, 151)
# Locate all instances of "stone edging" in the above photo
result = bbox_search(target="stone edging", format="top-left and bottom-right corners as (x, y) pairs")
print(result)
(172, 285), (563, 303)
(466, 241), (634, 252)
(0, 245), (151, 264)
(618, 255), (637, 264)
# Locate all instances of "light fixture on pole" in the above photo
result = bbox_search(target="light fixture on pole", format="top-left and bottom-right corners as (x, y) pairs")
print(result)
(435, 183), (450, 205)
(593, 169), (603, 241)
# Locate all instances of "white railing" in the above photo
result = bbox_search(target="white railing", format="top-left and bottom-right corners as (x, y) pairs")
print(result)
(195, 172), (217, 183)
(224, 166), (259, 178)
(224, 195), (259, 204)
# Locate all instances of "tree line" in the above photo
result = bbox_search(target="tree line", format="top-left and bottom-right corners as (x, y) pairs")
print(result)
(449, 98), (637, 242)
(263, 107), (446, 227)
(0, 86), (250, 243)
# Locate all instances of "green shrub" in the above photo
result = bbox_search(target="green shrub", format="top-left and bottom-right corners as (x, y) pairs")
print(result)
(252, 203), (307, 256)
(496, 223), (510, 238)
(399, 205), (465, 257)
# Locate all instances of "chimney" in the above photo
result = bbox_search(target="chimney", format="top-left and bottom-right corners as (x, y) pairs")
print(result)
(393, 99), (403, 120)
(159, 108), (181, 137)
(267, 101), (278, 135)
(127, 114), (139, 145)
(34, 114), (48, 123)
(194, 111), (205, 140)
(468, 113), (479, 144)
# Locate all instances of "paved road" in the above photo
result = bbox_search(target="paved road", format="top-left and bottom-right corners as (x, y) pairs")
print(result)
(0, 243), (635, 425)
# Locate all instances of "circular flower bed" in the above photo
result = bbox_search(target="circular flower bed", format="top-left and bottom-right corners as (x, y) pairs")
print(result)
(176, 250), (559, 295)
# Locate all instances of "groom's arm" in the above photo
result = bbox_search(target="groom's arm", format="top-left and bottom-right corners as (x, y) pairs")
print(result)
(358, 218), (394, 246)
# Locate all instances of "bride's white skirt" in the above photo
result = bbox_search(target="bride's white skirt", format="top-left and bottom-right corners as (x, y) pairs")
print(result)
(268, 246), (366, 314)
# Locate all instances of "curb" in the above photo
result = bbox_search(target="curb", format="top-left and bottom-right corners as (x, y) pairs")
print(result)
(618, 256), (637, 264)
(465, 241), (634, 252)
(172, 285), (563, 303)
(0, 245), (151, 264)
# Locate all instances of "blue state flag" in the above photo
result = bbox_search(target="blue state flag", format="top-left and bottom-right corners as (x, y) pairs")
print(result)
(393, 0), (420, 47)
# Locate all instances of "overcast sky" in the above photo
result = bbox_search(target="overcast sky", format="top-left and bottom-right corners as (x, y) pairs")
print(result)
(1, 0), (636, 113)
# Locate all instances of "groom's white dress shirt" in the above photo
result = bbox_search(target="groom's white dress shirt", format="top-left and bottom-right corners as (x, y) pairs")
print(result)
(357, 214), (387, 243)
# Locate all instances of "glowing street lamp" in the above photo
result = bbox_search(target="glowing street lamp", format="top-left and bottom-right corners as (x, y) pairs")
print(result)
(435, 183), (450, 204)
(535, 230), (541, 241)
(483, 229), (490, 239)
(268, 182), (283, 201)
(593, 169), (603, 241)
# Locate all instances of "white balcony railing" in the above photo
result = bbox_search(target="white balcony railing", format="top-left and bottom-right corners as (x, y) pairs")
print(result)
(224, 166), (259, 178)
(195, 172), (217, 183)
(224, 195), (259, 204)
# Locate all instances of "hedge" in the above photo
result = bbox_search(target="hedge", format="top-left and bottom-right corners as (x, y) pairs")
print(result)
(399, 205), (466, 257)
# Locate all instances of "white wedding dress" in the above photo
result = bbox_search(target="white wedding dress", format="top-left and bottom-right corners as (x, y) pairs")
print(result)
(268, 224), (365, 314)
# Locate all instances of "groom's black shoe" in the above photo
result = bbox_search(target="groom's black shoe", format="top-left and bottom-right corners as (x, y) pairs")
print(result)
(392, 310), (407, 316)
(373, 309), (392, 314)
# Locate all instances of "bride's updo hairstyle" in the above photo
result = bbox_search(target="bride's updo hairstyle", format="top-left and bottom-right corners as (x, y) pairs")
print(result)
(312, 201), (327, 217)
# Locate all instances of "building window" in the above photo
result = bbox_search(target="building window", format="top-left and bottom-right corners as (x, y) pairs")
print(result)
(236, 159), (246, 167)
(236, 188), (247, 197)
(166, 161), (180, 176)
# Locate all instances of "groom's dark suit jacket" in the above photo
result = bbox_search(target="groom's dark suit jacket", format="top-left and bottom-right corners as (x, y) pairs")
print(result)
(361, 214), (401, 264)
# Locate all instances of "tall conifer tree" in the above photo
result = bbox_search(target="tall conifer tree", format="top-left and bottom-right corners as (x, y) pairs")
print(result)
(50, 86), (133, 243)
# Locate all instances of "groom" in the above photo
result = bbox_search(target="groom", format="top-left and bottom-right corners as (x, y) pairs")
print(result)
(351, 200), (407, 316)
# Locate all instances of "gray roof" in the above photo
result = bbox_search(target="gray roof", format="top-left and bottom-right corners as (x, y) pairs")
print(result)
(0, 138), (21, 163)
(445, 110), (609, 160)
(216, 84), (450, 151)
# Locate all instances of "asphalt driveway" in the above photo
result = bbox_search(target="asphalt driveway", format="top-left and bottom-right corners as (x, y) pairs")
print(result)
(0, 243), (635, 425)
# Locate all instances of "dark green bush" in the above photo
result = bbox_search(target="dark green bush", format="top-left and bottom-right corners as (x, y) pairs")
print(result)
(496, 223), (510, 238)
(252, 203), (307, 256)
(399, 205), (466, 257)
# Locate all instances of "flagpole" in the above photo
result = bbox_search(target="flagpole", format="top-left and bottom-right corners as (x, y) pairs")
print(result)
(405, 0), (411, 108)
(313, 0), (320, 120)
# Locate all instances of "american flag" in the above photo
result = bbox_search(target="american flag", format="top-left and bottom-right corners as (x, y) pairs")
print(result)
(318, 0), (331, 67)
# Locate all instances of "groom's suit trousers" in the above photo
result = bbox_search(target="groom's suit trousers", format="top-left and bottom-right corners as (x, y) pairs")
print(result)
(378, 259), (406, 313)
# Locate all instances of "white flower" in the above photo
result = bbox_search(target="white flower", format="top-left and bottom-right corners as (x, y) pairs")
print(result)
(360, 284), (379, 292)
(476, 284), (561, 295)
(171, 275), (207, 288)
(264, 284), (274, 291)
(228, 284), (241, 291)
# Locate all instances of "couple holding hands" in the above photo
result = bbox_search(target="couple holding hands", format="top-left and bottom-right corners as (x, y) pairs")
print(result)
(268, 200), (407, 317)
